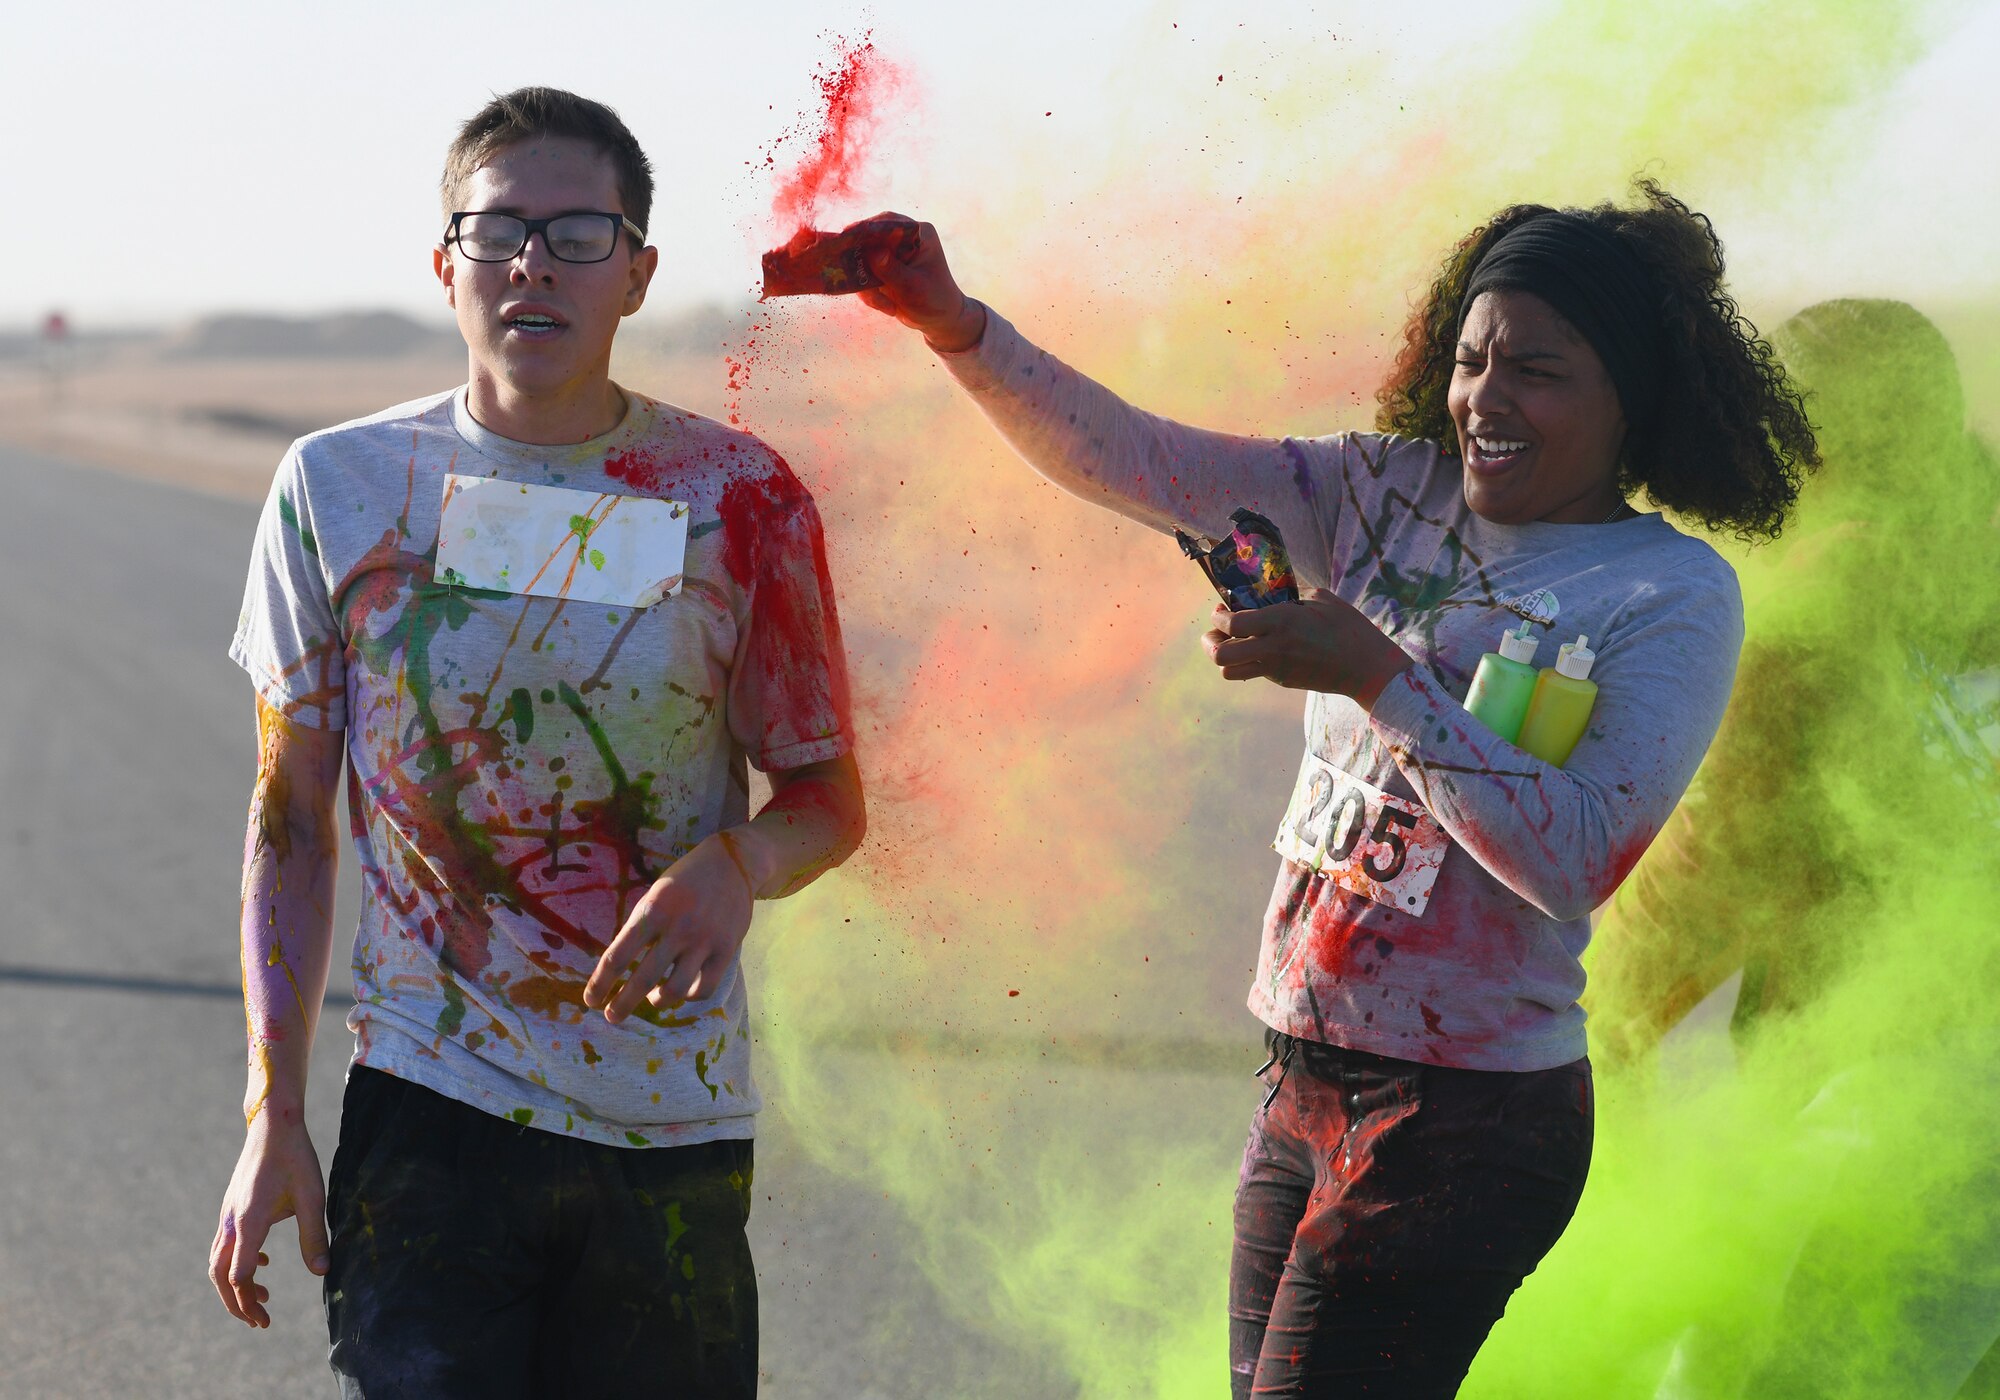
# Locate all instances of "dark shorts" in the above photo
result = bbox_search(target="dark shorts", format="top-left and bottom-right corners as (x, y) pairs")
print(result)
(325, 1066), (757, 1400)
(1230, 1030), (1593, 1398)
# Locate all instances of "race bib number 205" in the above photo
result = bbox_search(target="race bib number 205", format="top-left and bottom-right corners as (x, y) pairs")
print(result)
(1272, 754), (1449, 916)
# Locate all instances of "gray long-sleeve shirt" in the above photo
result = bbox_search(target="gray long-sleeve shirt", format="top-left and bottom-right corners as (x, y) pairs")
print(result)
(938, 310), (1743, 1070)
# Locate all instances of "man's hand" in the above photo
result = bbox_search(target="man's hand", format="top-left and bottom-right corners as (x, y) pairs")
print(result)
(851, 211), (987, 352)
(583, 753), (863, 1025)
(1202, 588), (1414, 708)
(583, 835), (755, 1025)
(209, 1116), (328, 1328)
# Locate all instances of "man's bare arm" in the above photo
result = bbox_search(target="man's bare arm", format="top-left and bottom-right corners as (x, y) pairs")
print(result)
(734, 751), (868, 899)
(208, 695), (343, 1328)
(585, 751), (866, 1022)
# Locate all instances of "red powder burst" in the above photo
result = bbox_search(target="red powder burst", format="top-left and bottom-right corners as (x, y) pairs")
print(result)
(766, 33), (904, 236)
(730, 31), (905, 431)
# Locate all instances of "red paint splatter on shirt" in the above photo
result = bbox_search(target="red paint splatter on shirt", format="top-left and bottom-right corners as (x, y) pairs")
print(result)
(717, 454), (854, 764)
(1304, 892), (1373, 981)
(604, 449), (670, 494)
(1604, 825), (1660, 895)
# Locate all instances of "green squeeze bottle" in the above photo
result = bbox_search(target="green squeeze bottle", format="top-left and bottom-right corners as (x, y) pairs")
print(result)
(1518, 634), (1599, 767)
(1465, 621), (1540, 743)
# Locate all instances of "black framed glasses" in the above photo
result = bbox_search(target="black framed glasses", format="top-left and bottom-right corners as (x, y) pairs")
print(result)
(443, 210), (647, 264)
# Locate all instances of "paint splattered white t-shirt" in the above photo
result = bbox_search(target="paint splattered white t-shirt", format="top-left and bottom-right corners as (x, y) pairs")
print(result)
(939, 311), (1743, 1072)
(231, 387), (851, 1144)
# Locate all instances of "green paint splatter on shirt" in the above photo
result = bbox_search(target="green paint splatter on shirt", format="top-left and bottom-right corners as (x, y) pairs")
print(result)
(434, 977), (466, 1037)
(505, 687), (535, 743)
(277, 491), (319, 558)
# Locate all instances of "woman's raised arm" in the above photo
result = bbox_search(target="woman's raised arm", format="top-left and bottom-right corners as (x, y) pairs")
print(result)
(854, 212), (1347, 588)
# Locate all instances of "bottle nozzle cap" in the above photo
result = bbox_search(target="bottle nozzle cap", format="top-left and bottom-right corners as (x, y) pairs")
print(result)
(1555, 632), (1597, 679)
(1497, 623), (1539, 664)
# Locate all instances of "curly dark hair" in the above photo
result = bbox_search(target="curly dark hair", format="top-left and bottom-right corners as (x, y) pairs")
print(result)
(1376, 179), (1818, 541)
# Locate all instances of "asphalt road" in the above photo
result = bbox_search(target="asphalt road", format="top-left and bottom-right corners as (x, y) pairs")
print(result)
(0, 445), (1126, 1399)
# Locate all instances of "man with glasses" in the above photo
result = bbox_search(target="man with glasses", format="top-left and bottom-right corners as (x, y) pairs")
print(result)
(209, 86), (864, 1397)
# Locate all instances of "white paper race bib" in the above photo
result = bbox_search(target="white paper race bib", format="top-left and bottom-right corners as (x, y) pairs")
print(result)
(434, 475), (689, 609)
(1272, 753), (1449, 916)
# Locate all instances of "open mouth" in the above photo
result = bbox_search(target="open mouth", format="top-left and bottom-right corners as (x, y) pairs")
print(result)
(505, 313), (564, 336)
(1466, 434), (1533, 473)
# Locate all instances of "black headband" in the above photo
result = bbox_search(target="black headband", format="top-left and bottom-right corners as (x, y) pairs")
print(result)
(1460, 212), (1664, 430)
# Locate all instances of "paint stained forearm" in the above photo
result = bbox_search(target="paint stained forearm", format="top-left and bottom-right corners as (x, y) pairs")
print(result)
(732, 751), (865, 901)
(239, 696), (344, 1127)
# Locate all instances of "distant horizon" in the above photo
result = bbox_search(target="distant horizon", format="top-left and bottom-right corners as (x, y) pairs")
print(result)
(14, 286), (2000, 346)
(0, 300), (753, 339)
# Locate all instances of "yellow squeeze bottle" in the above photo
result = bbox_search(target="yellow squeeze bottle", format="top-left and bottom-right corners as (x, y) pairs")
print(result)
(1517, 634), (1599, 767)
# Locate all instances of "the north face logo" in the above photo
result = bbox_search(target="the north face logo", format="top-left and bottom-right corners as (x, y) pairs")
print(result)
(1495, 588), (1560, 626)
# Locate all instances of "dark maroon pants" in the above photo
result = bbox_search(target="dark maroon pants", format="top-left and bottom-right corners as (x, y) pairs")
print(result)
(1230, 1030), (1592, 1398)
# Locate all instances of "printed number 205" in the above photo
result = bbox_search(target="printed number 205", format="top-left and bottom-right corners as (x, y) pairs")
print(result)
(1290, 768), (1419, 881)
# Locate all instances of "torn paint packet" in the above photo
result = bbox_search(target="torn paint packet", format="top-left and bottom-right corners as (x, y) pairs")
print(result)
(1272, 753), (1448, 916)
(434, 474), (689, 609)
(1177, 508), (1300, 610)
(760, 218), (920, 298)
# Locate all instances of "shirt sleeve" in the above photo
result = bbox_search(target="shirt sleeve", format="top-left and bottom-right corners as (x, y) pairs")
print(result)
(228, 444), (347, 729)
(726, 468), (854, 773)
(935, 307), (1351, 589)
(1365, 559), (1746, 921)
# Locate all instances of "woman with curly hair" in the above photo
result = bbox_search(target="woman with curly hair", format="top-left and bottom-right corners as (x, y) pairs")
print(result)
(846, 180), (1817, 1397)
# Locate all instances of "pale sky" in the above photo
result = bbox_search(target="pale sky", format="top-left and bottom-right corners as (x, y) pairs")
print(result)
(5, 0), (1995, 328)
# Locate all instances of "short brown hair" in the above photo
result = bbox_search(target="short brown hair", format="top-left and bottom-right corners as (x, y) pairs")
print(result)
(441, 87), (654, 243)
